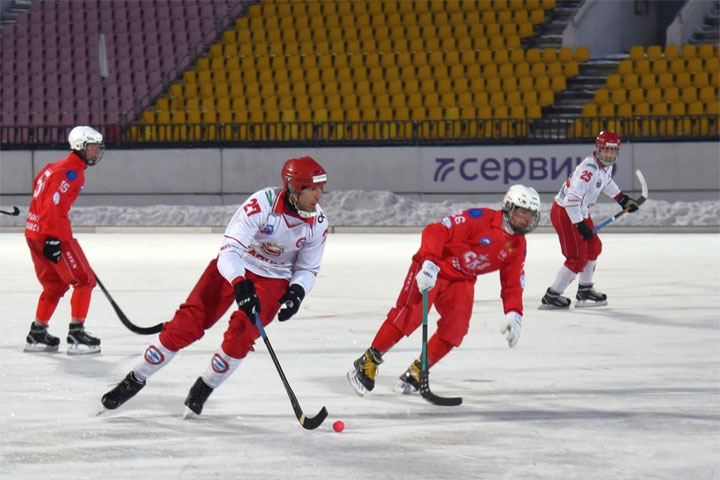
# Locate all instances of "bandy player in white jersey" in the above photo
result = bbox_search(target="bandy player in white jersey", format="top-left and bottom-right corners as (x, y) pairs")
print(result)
(540, 130), (640, 309)
(101, 156), (329, 416)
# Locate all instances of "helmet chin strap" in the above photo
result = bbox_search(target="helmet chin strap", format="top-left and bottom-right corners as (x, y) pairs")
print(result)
(286, 190), (317, 218)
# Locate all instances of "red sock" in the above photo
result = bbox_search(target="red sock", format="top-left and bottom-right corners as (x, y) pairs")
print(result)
(371, 321), (404, 354)
(424, 334), (453, 368)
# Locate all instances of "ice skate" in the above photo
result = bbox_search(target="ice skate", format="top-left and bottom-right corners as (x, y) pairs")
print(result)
(183, 377), (214, 418)
(24, 322), (60, 353)
(395, 360), (422, 394)
(101, 372), (146, 410)
(346, 347), (383, 397)
(66, 323), (101, 355)
(538, 288), (572, 310)
(575, 283), (608, 308)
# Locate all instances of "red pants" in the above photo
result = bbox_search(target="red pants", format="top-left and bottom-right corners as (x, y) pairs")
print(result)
(383, 259), (475, 348)
(550, 202), (602, 273)
(27, 236), (96, 323)
(159, 258), (288, 359)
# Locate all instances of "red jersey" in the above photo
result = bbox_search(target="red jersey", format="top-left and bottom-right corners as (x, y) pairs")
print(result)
(415, 208), (527, 315)
(25, 152), (87, 241)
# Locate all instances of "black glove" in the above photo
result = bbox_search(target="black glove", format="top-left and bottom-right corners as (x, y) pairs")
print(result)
(42, 237), (62, 263)
(234, 279), (260, 321)
(277, 284), (305, 322)
(616, 193), (639, 213)
(575, 220), (594, 241)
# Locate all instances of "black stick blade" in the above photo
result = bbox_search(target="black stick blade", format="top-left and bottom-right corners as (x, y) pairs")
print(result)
(297, 406), (328, 430)
(420, 371), (462, 406)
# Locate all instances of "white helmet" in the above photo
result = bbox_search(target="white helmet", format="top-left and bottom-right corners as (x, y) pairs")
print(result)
(68, 126), (104, 166)
(502, 184), (541, 234)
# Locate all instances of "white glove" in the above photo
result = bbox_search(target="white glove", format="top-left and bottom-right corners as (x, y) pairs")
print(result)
(415, 260), (440, 293)
(500, 311), (522, 348)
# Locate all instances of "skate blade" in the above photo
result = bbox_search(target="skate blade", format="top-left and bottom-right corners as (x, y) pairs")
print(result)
(346, 369), (369, 397)
(182, 406), (200, 420)
(23, 344), (60, 353)
(394, 379), (419, 395)
(575, 300), (608, 308)
(67, 344), (102, 356)
(538, 304), (571, 310)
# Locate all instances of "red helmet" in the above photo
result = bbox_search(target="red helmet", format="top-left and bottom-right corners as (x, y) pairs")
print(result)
(282, 156), (327, 193)
(595, 130), (621, 166)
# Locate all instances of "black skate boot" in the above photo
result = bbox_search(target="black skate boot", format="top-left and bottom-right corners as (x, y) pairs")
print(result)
(183, 377), (214, 418)
(395, 359), (422, 394)
(67, 323), (101, 355)
(539, 287), (572, 310)
(346, 347), (383, 397)
(575, 283), (608, 307)
(24, 322), (60, 353)
(101, 372), (146, 410)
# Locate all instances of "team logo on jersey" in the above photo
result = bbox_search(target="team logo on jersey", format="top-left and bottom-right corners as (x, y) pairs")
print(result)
(596, 179), (602, 188)
(66, 170), (77, 181)
(296, 237), (307, 248)
(144, 345), (165, 365)
(53, 192), (60, 205)
(480, 237), (491, 245)
(467, 208), (483, 218)
(261, 242), (284, 256)
(260, 224), (274, 235)
(211, 353), (229, 373)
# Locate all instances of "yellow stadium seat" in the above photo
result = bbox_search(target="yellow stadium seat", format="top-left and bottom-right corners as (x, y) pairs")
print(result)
(681, 44), (697, 59)
(628, 87), (644, 104)
(663, 44), (679, 60)
(663, 87), (679, 103)
(640, 73), (656, 89)
(645, 87), (662, 104)
(611, 88), (627, 104)
(594, 88), (610, 104)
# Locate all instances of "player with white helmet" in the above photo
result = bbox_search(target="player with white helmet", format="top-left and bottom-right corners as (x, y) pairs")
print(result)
(540, 130), (640, 309)
(101, 156), (330, 417)
(24, 126), (105, 355)
(348, 185), (540, 398)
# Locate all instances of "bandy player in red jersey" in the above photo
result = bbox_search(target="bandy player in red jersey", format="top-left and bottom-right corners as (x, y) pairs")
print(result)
(24, 126), (104, 355)
(101, 156), (329, 417)
(347, 185), (541, 397)
(540, 130), (640, 309)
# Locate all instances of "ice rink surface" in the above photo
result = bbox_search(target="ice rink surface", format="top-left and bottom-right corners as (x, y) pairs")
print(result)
(1, 232), (718, 480)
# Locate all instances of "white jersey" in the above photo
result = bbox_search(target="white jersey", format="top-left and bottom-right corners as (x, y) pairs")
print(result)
(217, 187), (328, 294)
(554, 153), (622, 224)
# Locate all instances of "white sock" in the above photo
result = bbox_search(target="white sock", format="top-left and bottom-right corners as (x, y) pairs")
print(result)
(201, 348), (244, 389)
(578, 260), (597, 285)
(132, 335), (177, 381)
(550, 265), (577, 295)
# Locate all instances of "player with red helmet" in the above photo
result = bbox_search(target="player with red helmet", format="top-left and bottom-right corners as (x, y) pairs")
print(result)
(101, 156), (329, 416)
(540, 131), (640, 309)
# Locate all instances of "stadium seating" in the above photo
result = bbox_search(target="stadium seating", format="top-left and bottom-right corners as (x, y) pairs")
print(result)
(571, 43), (720, 138)
(139, 0), (578, 141)
(0, 0), (244, 131)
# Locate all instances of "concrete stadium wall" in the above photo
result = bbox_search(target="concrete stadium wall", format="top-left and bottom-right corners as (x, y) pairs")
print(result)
(1, 142), (718, 207)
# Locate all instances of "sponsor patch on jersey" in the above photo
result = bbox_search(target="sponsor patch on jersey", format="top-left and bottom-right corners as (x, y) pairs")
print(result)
(52, 192), (60, 205)
(260, 224), (274, 235)
(144, 345), (165, 365)
(596, 178), (602, 188)
(480, 237), (492, 245)
(261, 242), (284, 256)
(467, 208), (483, 218)
(66, 170), (77, 181)
(211, 353), (229, 373)
(441, 217), (452, 228)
